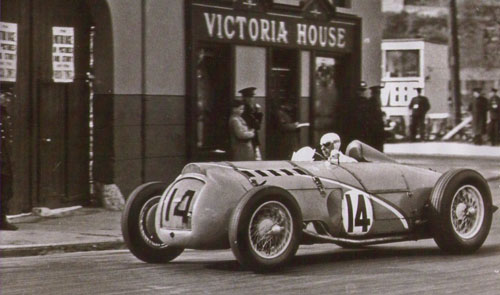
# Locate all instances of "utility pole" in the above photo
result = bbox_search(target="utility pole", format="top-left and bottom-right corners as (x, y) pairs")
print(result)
(448, 0), (461, 125)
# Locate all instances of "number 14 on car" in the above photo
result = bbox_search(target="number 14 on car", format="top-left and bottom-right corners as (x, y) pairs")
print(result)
(342, 191), (374, 235)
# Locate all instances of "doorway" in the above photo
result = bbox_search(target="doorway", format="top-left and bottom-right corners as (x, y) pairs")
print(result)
(266, 48), (299, 160)
(311, 55), (347, 145)
(32, 0), (93, 208)
(1, 0), (112, 212)
(193, 44), (232, 161)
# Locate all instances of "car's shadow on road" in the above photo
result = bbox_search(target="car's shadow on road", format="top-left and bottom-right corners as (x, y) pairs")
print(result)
(204, 243), (500, 273)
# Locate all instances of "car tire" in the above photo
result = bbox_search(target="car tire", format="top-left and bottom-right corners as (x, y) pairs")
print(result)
(228, 187), (302, 272)
(429, 169), (493, 254)
(121, 182), (184, 263)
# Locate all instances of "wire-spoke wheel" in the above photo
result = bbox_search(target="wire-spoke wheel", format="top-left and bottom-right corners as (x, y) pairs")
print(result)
(248, 201), (293, 260)
(429, 169), (493, 254)
(229, 187), (302, 272)
(450, 185), (484, 240)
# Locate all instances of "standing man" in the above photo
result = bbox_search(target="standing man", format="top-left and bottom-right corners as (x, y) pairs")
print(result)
(274, 99), (300, 160)
(1, 91), (17, 230)
(239, 87), (263, 160)
(488, 88), (500, 145)
(356, 81), (371, 145)
(368, 85), (385, 151)
(229, 100), (255, 161)
(408, 87), (430, 142)
(469, 88), (488, 145)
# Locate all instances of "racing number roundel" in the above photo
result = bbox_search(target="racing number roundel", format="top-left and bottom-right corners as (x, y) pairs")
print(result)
(342, 190), (373, 235)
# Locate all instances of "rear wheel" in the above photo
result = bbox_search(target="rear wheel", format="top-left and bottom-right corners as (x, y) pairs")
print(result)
(121, 182), (184, 263)
(429, 169), (493, 254)
(229, 187), (302, 272)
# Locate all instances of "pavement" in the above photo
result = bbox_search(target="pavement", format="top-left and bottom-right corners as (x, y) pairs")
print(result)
(0, 141), (499, 258)
(0, 207), (124, 258)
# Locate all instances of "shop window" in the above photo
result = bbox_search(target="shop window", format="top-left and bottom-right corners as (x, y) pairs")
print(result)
(385, 50), (420, 78)
(311, 56), (341, 144)
(195, 45), (231, 157)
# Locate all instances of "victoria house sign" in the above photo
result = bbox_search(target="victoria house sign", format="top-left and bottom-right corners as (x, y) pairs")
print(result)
(192, 6), (354, 52)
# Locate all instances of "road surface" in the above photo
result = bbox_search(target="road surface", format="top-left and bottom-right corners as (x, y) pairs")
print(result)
(2, 178), (499, 295)
(1, 157), (499, 295)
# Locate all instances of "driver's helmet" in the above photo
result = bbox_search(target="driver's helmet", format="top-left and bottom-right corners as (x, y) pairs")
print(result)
(320, 133), (341, 158)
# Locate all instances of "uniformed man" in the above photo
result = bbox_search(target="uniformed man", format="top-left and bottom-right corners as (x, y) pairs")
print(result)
(408, 87), (430, 142)
(368, 85), (385, 151)
(488, 88), (500, 145)
(469, 88), (488, 145)
(239, 87), (263, 160)
(1, 91), (17, 230)
(355, 81), (371, 145)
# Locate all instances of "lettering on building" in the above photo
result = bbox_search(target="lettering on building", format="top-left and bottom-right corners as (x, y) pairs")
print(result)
(195, 9), (353, 52)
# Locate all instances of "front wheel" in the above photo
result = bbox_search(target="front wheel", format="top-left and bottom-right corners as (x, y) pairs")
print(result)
(229, 187), (302, 272)
(121, 182), (184, 263)
(429, 169), (493, 254)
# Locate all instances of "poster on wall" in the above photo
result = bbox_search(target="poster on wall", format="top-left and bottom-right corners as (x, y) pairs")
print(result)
(52, 26), (75, 83)
(0, 22), (18, 82)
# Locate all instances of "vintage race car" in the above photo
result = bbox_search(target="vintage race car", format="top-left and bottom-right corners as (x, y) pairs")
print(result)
(122, 140), (497, 272)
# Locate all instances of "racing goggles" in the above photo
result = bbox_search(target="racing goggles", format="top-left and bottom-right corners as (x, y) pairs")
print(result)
(321, 139), (340, 149)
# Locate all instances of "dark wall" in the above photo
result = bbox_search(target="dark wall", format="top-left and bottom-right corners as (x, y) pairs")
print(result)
(93, 94), (187, 198)
(1, 0), (31, 212)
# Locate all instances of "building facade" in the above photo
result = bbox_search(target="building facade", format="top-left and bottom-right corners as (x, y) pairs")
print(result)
(1, 0), (382, 213)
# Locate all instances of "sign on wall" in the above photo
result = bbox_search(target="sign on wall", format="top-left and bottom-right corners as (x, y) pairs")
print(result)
(192, 5), (354, 53)
(52, 27), (75, 83)
(0, 22), (18, 82)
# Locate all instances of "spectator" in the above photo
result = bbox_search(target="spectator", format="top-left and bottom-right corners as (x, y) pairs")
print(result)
(355, 82), (385, 150)
(355, 81), (370, 144)
(229, 99), (255, 161)
(273, 99), (300, 160)
(469, 88), (488, 145)
(368, 85), (385, 151)
(240, 87), (263, 160)
(488, 88), (500, 146)
(1, 91), (17, 230)
(408, 87), (430, 142)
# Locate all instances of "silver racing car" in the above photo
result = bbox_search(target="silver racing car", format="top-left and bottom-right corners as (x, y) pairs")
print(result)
(121, 140), (497, 272)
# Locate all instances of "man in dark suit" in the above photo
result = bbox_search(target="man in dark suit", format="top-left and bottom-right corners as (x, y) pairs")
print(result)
(488, 88), (500, 145)
(367, 85), (385, 151)
(469, 88), (488, 145)
(408, 87), (430, 142)
(355, 81), (370, 145)
(1, 91), (17, 230)
(274, 99), (300, 160)
(240, 87), (263, 160)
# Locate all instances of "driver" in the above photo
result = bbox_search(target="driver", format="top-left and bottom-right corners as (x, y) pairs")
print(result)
(320, 133), (357, 163)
